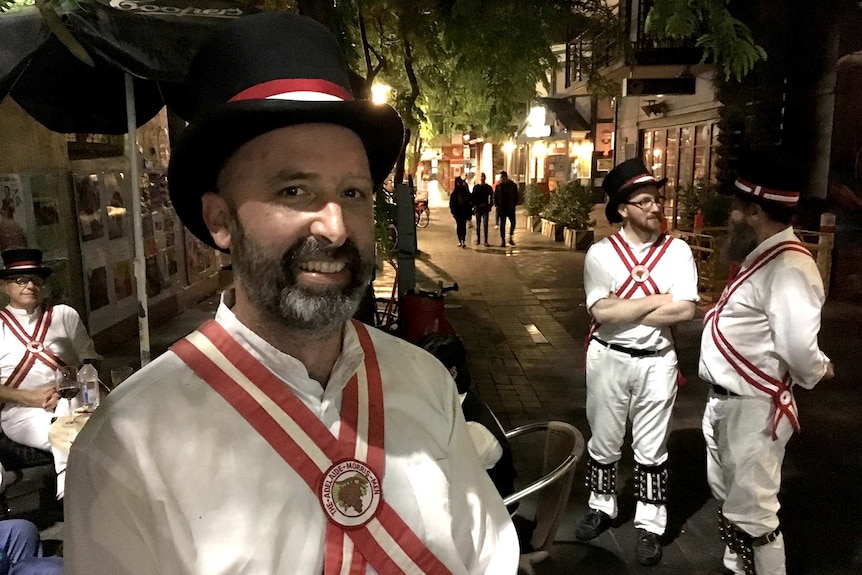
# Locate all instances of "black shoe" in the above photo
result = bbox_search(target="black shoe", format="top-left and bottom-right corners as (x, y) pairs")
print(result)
(635, 529), (662, 566)
(500, 241), (506, 247)
(509, 237), (515, 246)
(574, 510), (611, 541)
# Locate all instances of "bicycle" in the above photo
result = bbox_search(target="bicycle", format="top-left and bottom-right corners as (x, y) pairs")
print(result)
(414, 200), (430, 228)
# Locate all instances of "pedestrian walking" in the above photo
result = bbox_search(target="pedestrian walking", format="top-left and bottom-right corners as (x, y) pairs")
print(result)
(450, 177), (472, 248)
(471, 173), (494, 246)
(65, 13), (517, 575)
(494, 171), (518, 246)
(575, 158), (699, 566)
(699, 150), (834, 575)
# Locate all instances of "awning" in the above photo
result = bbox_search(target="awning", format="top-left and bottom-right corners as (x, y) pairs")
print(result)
(541, 96), (591, 132)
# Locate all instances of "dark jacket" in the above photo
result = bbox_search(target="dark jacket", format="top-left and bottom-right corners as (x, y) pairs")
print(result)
(470, 183), (494, 216)
(494, 179), (519, 216)
(449, 184), (473, 220)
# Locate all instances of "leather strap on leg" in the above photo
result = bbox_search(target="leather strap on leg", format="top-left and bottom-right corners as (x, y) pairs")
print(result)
(586, 457), (616, 495)
(634, 462), (668, 505)
(718, 508), (757, 575)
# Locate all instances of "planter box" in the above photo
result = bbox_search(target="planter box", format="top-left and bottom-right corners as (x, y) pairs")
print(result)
(541, 219), (564, 241)
(525, 215), (542, 232)
(563, 227), (595, 250)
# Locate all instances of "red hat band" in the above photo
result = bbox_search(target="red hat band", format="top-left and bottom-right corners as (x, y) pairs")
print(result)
(734, 177), (799, 207)
(229, 79), (353, 103)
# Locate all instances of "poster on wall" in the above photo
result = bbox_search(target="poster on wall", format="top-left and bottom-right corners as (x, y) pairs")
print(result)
(103, 172), (129, 241)
(113, 259), (134, 301)
(75, 174), (104, 242)
(0, 174), (30, 251)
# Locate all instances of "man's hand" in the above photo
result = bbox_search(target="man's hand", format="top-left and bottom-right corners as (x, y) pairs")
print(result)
(822, 362), (835, 381)
(19, 386), (59, 410)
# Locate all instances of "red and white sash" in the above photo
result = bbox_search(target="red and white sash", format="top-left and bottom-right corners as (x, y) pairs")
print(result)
(704, 240), (813, 439)
(586, 233), (673, 346)
(0, 307), (65, 405)
(171, 320), (453, 575)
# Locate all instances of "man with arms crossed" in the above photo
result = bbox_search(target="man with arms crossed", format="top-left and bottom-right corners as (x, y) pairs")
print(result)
(66, 14), (517, 575)
(700, 151), (834, 575)
(575, 158), (698, 566)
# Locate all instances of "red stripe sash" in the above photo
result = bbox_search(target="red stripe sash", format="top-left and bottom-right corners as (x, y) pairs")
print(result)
(0, 307), (65, 408)
(585, 233), (673, 352)
(704, 240), (813, 439)
(171, 320), (453, 575)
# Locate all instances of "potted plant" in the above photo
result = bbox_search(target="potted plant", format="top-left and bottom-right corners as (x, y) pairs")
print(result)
(542, 180), (596, 249)
(523, 184), (549, 232)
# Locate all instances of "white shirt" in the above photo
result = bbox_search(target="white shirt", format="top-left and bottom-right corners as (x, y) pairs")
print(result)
(66, 299), (518, 575)
(459, 393), (503, 470)
(699, 226), (830, 396)
(584, 228), (699, 349)
(0, 304), (100, 417)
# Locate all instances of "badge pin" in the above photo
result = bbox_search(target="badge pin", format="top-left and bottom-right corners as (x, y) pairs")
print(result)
(319, 459), (382, 529)
(26, 341), (43, 353)
(631, 265), (650, 282)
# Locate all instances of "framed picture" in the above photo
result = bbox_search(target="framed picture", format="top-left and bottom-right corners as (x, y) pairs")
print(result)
(596, 158), (614, 173)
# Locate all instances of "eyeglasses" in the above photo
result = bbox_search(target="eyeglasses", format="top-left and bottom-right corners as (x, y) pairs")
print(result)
(624, 197), (665, 210)
(9, 276), (44, 287)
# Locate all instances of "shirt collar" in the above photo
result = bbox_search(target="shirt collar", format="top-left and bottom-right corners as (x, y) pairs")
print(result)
(619, 227), (661, 251)
(741, 226), (796, 268)
(4, 305), (41, 318)
(213, 289), (365, 398)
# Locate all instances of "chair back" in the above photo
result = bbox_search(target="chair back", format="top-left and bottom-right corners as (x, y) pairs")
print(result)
(531, 421), (583, 552)
(503, 421), (585, 554)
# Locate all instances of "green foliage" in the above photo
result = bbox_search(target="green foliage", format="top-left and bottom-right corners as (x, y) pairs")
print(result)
(677, 178), (730, 227)
(523, 184), (550, 217)
(542, 181), (596, 230)
(0, 0), (33, 12)
(374, 186), (398, 257)
(645, 0), (766, 82)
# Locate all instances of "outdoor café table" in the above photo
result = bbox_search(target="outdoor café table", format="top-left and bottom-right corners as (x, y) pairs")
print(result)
(49, 410), (92, 455)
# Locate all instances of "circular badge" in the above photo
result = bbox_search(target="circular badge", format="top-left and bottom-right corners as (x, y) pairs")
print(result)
(779, 390), (792, 406)
(631, 265), (650, 283)
(26, 341), (43, 353)
(319, 459), (382, 529)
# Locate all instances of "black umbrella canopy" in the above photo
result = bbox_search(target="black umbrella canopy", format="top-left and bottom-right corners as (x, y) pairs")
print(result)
(0, 0), (257, 134)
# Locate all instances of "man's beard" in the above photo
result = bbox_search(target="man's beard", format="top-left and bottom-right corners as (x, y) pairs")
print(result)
(724, 217), (758, 264)
(229, 217), (374, 334)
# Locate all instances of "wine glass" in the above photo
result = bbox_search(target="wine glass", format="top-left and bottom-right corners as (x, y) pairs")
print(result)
(55, 366), (80, 402)
(110, 366), (134, 388)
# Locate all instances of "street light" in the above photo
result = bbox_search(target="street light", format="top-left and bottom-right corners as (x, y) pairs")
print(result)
(371, 83), (392, 105)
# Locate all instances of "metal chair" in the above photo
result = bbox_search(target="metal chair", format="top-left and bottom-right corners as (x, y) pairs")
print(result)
(503, 421), (585, 575)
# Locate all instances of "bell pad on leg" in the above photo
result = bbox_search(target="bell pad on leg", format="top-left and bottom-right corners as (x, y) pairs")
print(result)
(586, 457), (616, 495)
(634, 462), (668, 504)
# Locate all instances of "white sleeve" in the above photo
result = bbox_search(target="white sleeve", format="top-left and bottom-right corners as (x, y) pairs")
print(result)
(766, 262), (829, 389)
(466, 422), (504, 470)
(669, 241), (700, 302)
(584, 244), (613, 311)
(445, 388), (519, 574)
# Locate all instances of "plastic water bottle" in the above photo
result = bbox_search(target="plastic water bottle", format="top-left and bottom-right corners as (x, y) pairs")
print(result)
(78, 360), (100, 410)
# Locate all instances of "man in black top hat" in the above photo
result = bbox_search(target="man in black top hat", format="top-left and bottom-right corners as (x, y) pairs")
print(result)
(575, 158), (699, 566)
(66, 13), (516, 575)
(699, 150), (834, 575)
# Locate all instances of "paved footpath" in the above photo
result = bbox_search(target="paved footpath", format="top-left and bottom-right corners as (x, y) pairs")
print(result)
(46, 194), (861, 574)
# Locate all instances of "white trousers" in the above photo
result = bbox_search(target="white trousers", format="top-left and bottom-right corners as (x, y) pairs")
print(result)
(702, 392), (793, 575)
(1, 399), (74, 499)
(585, 341), (678, 534)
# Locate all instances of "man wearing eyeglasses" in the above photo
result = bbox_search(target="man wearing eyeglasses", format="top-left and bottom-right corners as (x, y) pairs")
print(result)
(574, 158), (699, 566)
(0, 249), (100, 502)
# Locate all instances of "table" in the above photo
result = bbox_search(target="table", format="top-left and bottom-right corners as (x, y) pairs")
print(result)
(48, 410), (91, 454)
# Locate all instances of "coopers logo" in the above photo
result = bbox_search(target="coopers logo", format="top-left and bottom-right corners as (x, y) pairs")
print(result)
(108, 0), (244, 17)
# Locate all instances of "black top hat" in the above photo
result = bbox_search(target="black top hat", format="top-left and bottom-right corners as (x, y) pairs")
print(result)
(168, 13), (405, 250)
(0, 249), (52, 279)
(602, 158), (667, 224)
(729, 149), (801, 209)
